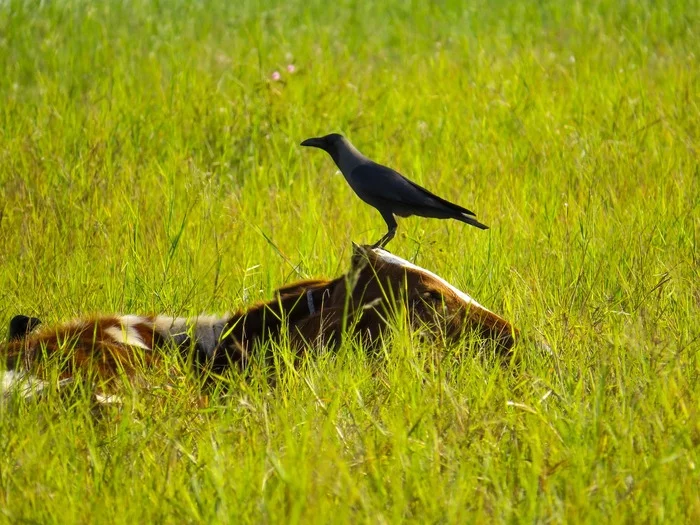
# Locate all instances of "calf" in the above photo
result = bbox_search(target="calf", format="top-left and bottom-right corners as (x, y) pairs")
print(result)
(1, 245), (517, 395)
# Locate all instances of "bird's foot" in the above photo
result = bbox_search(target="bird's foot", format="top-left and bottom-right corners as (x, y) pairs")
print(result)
(370, 241), (392, 253)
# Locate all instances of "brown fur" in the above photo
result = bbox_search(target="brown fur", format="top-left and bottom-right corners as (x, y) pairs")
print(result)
(4, 317), (160, 381)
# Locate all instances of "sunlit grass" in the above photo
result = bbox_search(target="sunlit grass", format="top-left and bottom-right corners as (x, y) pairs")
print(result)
(0, 0), (698, 522)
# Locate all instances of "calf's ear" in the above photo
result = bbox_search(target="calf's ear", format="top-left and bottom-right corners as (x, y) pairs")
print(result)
(346, 244), (373, 296)
(350, 242), (373, 270)
(8, 315), (42, 341)
(350, 242), (366, 259)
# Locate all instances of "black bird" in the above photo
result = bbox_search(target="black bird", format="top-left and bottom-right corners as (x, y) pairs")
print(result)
(300, 133), (488, 248)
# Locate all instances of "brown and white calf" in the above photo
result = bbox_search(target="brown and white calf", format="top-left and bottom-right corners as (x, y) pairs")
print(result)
(1, 245), (517, 396)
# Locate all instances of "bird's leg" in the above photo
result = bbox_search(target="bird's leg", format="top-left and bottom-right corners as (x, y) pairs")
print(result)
(371, 227), (396, 249)
(371, 212), (398, 249)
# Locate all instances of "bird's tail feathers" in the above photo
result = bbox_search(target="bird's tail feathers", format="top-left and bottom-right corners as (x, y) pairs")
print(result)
(458, 213), (489, 230)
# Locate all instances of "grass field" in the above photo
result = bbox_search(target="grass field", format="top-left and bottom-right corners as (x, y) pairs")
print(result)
(1, 0), (698, 522)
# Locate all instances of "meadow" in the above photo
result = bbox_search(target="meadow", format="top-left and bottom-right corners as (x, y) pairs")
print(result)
(0, 0), (698, 522)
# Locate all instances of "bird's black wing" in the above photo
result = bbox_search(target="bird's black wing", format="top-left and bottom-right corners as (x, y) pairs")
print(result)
(400, 171), (477, 217)
(350, 163), (477, 217)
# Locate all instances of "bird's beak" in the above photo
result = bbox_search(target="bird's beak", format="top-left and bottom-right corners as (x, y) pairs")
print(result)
(300, 137), (325, 148)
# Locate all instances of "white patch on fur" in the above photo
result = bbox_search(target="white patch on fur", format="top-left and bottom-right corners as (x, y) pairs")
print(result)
(153, 315), (229, 356)
(372, 249), (492, 313)
(153, 316), (187, 336)
(104, 316), (151, 350)
(1, 370), (48, 399)
(2, 371), (117, 404)
(94, 393), (122, 405)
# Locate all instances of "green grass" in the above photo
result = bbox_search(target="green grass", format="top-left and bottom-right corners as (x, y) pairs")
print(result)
(1, 0), (699, 521)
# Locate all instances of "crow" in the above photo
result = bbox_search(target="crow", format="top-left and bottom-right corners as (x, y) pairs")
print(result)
(300, 133), (488, 248)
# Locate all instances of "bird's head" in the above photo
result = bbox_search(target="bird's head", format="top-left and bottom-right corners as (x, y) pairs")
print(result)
(300, 133), (345, 154)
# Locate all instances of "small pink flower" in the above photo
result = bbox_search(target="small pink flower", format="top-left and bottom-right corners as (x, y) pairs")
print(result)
(271, 71), (281, 81)
(286, 64), (296, 74)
